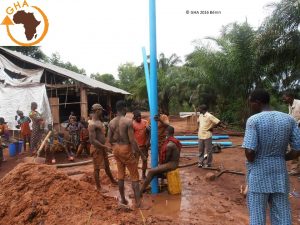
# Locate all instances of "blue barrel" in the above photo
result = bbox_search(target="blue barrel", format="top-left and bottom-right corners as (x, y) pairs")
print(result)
(18, 141), (24, 154)
(9, 143), (16, 157)
(181, 141), (232, 147)
(175, 135), (229, 140)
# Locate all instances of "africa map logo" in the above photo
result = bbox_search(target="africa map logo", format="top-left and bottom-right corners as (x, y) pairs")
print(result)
(0, 0), (49, 46)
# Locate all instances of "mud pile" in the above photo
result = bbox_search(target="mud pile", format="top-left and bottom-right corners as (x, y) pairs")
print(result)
(0, 163), (171, 225)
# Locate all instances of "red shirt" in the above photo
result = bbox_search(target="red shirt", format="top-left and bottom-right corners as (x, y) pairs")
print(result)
(18, 116), (31, 137)
(133, 119), (148, 146)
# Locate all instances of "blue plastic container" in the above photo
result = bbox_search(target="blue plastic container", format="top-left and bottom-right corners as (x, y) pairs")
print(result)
(175, 135), (229, 140)
(9, 143), (16, 157)
(18, 141), (23, 154)
(180, 141), (233, 147)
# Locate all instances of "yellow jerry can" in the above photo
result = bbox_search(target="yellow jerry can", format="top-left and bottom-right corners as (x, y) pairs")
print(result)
(167, 168), (182, 195)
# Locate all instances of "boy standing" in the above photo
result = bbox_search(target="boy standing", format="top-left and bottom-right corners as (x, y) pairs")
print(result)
(197, 104), (225, 168)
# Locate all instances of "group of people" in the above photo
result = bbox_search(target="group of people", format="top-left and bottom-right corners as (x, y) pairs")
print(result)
(88, 101), (181, 208)
(0, 102), (43, 163)
(1, 88), (300, 222)
(0, 102), (92, 164)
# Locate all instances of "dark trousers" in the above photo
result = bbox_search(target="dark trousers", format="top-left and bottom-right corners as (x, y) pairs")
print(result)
(198, 138), (213, 166)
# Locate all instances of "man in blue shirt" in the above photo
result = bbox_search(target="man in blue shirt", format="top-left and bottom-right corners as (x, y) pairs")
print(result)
(243, 89), (300, 225)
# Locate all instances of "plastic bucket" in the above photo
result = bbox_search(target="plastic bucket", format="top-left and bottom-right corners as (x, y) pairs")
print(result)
(18, 141), (23, 154)
(167, 169), (182, 195)
(9, 143), (16, 157)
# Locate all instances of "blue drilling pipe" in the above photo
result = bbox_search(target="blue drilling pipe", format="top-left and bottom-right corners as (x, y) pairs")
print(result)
(142, 47), (151, 105)
(149, 0), (159, 194)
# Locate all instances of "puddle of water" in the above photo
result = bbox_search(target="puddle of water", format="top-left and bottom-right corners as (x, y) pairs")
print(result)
(141, 186), (192, 219)
(142, 192), (182, 217)
(139, 169), (194, 220)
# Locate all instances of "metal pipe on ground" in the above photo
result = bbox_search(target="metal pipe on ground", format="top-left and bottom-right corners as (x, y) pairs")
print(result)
(216, 170), (245, 177)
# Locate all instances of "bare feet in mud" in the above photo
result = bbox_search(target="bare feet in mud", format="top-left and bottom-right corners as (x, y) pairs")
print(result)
(118, 198), (129, 207)
(110, 179), (118, 186)
(95, 186), (108, 194)
(240, 185), (248, 198)
(129, 193), (135, 199)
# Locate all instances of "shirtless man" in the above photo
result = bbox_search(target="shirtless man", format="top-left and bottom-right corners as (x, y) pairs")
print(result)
(108, 100), (141, 207)
(89, 104), (117, 193)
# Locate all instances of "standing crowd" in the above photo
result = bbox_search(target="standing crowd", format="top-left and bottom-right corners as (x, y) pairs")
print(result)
(88, 101), (181, 208)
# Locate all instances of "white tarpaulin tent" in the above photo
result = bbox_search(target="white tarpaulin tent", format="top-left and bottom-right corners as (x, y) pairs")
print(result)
(0, 84), (52, 130)
(0, 54), (52, 130)
(0, 54), (44, 86)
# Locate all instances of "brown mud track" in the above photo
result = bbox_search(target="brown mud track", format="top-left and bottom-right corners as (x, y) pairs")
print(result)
(0, 116), (299, 224)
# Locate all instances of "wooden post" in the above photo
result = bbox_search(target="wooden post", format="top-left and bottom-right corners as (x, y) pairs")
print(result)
(49, 97), (60, 131)
(80, 87), (88, 119)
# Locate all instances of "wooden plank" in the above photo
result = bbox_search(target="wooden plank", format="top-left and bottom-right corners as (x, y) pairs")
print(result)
(49, 97), (60, 126)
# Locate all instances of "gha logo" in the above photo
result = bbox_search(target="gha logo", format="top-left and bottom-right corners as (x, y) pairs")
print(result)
(0, 0), (49, 46)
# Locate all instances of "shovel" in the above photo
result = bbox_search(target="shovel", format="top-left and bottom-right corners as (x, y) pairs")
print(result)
(23, 131), (52, 164)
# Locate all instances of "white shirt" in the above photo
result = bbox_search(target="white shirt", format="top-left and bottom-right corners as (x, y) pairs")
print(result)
(197, 112), (220, 139)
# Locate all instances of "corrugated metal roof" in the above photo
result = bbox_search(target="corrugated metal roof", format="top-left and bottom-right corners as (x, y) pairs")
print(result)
(0, 47), (130, 95)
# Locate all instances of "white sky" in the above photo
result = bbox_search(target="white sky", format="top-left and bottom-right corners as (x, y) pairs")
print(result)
(0, 0), (280, 77)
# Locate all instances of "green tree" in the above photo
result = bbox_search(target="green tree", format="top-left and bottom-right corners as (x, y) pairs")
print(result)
(49, 52), (86, 75)
(91, 73), (118, 87)
(186, 22), (261, 123)
(156, 53), (182, 114)
(257, 0), (300, 90)
(117, 63), (140, 91)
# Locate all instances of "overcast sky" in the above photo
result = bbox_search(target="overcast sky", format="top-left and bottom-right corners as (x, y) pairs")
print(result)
(2, 0), (280, 77)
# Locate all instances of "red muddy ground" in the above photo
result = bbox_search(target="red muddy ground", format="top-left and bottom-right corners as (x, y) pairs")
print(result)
(0, 115), (299, 225)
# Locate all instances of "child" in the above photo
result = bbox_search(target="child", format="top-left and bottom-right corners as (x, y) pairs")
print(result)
(16, 111), (31, 152)
(45, 127), (74, 164)
(66, 117), (79, 153)
(76, 121), (90, 157)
